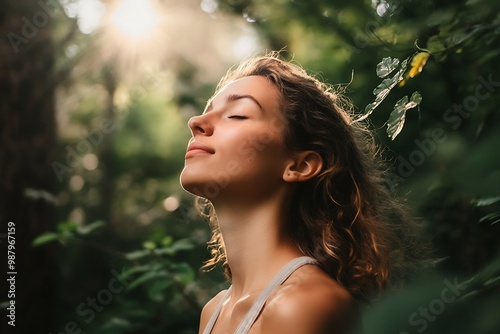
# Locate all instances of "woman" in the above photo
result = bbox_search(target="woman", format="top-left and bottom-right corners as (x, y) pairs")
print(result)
(180, 53), (424, 334)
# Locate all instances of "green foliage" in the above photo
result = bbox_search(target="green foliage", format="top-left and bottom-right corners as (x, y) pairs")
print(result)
(360, 258), (500, 334)
(376, 56), (400, 78)
(358, 56), (425, 141)
(34, 219), (204, 333)
(32, 220), (105, 247)
(387, 91), (422, 140)
(359, 55), (424, 140)
(424, 0), (500, 63)
(361, 57), (408, 120)
(475, 196), (500, 226)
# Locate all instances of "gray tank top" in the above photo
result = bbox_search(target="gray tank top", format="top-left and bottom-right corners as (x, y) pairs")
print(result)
(201, 256), (318, 334)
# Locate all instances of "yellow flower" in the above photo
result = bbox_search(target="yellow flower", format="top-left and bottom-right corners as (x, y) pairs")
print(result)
(409, 52), (430, 78)
(399, 52), (430, 86)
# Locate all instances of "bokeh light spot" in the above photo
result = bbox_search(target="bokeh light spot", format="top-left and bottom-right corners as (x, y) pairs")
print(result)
(163, 196), (180, 212)
(70, 175), (84, 191)
(82, 154), (99, 171)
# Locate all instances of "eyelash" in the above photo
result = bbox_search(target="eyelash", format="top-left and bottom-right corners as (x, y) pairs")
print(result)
(228, 115), (247, 120)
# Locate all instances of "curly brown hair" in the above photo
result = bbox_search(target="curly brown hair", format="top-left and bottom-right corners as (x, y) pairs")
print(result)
(196, 52), (428, 302)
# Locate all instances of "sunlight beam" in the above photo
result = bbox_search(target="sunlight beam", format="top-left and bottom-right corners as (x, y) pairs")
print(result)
(111, 0), (160, 39)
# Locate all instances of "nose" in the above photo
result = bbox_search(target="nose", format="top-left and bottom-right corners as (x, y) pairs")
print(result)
(188, 114), (213, 136)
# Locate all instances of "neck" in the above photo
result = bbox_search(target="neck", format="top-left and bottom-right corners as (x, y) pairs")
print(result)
(211, 192), (303, 299)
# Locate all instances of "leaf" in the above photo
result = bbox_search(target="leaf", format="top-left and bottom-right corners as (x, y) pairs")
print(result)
(148, 279), (172, 301)
(373, 78), (394, 95)
(410, 90), (423, 104)
(479, 212), (500, 225)
(426, 37), (446, 54)
(169, 238), (195, 253)
(172, 262), (195, 285)
(32, 232), (59, 247)
(448, 25), (484, 47)
(484, 276), (500, 287)
(426, 9), (455, 26)
(364, 102), (377, 114)
(122, 263), (163, 277)
(57, 220), (79, 233)
(472, 196), (500, 206)
(125, 249), (152, 260)
(387, 91), (422, 140)
(126, 270), (169, 291)
(376, 57), (400, 78)
(387, 96), (409, 140)
(100, 317), (132, 331)
(357, 58), (409, 122)
(77, 220), (105, 235)
(143, 241), (156, 250)
(457, 257), (500, 301)
(154, 238), (195, 256)
(161, 235), (173, 246)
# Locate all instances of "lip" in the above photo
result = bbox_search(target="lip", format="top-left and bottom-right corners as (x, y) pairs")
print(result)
(185, 141), (215, 159)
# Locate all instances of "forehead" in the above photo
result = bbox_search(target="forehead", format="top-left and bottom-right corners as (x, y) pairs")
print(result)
(211, 75), (280, 109)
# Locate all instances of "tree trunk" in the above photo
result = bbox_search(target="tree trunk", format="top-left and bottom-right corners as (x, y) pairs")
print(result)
(0, 1), (59, 332)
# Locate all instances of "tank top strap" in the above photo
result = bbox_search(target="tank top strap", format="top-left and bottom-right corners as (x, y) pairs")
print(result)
(201, 256), (318, 334)
(201, 286), (233, 334)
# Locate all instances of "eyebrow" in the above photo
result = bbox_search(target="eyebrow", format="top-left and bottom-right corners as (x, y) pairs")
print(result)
(204, 93), (263, 114)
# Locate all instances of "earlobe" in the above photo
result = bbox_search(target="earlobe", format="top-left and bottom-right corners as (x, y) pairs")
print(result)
(283, 151), (323, 183)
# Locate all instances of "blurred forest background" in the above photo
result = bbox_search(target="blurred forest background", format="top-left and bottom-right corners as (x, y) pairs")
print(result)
(1, 0), (499, 333)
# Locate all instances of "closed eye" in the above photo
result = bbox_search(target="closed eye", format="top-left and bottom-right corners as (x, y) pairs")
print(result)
(228, 115), (247, 120)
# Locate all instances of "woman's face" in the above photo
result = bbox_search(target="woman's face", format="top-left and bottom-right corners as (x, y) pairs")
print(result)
(180, 75), (290, 201)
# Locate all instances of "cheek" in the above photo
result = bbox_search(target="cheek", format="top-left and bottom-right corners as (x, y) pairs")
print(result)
(237, 127), (283, 161)
(235, 140), (286, 183)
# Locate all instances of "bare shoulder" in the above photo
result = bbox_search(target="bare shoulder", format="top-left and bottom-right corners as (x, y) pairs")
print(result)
(199, 289), (227, 334)
(259, 266), (360, 334)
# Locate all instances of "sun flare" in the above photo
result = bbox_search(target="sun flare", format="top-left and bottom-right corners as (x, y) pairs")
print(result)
(111, 0), (160, 39)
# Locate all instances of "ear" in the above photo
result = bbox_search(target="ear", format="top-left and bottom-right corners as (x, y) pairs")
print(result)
(283, 150), (323, 183)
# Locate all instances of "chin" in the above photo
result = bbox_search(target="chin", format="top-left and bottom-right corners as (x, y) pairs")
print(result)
(180, 169), (197, 194)
(181, 182), (225, 201)
(180, 169), (210, 198)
